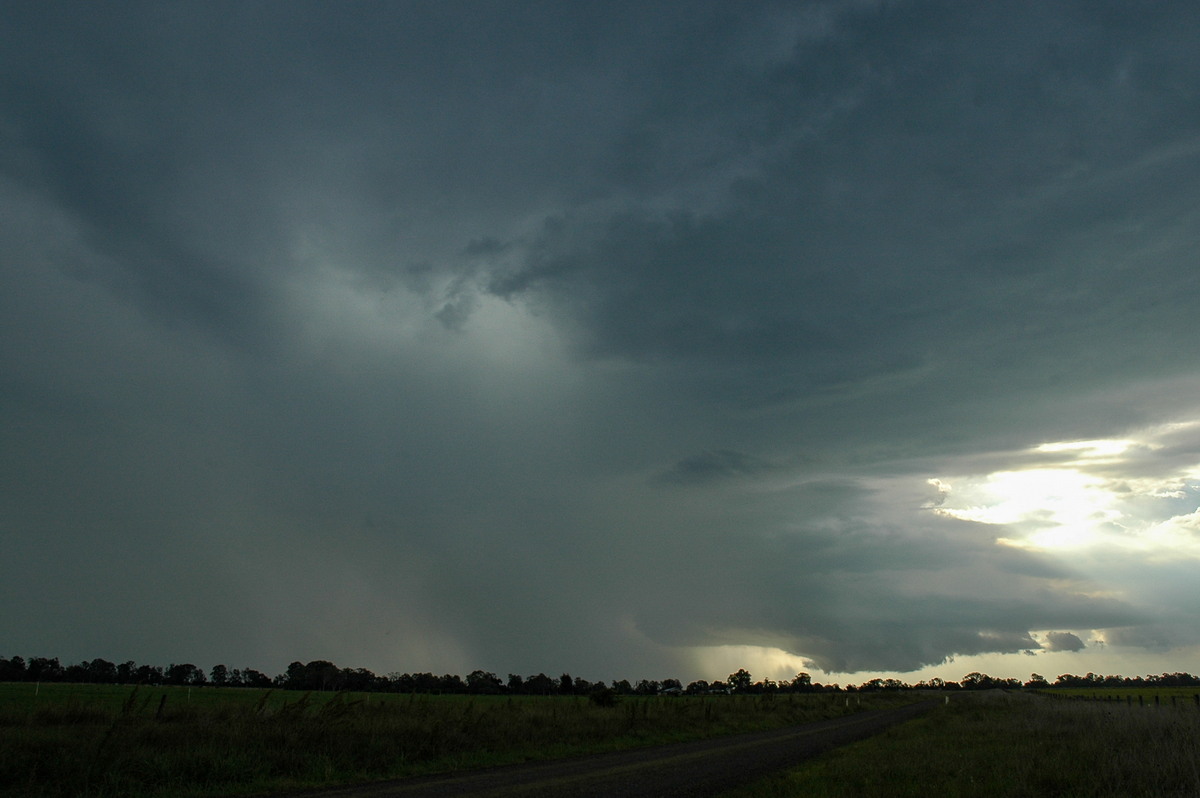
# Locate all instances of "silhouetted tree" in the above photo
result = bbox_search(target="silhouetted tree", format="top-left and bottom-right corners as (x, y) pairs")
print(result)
(438, 673), (466, 693)
(467, 670), (503, 694)
(589, 684), (619, 707)
(242, 668), (271, 688)
(27, 657), (63, 682)
(634, 679), (660, 695)
(525, 673), (556, 695)
(116, 661), (136, 683)
(135, 664), (163, 685)
(961, 672), (995, 690)
(0, 656), (26, 681)
(728, 669), (752, 693)
(790, 672), (813, 692)
(165, 663), (206, 686)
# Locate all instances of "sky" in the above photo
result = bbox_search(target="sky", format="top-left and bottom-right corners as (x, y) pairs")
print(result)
(3, 1), (1200, 686)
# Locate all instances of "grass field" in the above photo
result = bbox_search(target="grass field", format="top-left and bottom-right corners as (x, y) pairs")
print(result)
(0, 682), (917, 797)
(1041, 686), (1200, 706)
(723, 690), (1200, 797)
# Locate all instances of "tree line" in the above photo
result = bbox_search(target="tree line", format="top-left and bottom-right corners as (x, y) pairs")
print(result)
(2, 654), (1196, 695)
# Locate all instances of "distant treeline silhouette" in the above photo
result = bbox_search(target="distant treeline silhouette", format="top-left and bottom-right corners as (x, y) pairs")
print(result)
(2, 654), (1197, 695)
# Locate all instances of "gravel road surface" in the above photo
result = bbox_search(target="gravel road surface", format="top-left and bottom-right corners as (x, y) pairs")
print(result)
(263, 699), (936, 798)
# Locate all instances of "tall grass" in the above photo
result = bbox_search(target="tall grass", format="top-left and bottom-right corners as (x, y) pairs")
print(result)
(723, 691), (1200, 797)
(0, 684), (917, 797)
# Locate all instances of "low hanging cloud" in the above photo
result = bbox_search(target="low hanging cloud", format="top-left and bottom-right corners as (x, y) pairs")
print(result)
(1042, 632), (1087, 653)
(658, 449), (783, 485)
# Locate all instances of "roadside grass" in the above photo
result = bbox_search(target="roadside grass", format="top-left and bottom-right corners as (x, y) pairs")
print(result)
(0, 683), (918, 797)
(721, 691), (1200, 797)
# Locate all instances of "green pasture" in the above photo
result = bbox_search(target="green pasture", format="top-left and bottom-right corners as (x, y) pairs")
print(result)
(0, 682), (918, 798)
(1039, 686), (1200, 705)
(725, 691), (1200, 798)
(0, 681), (480, 717)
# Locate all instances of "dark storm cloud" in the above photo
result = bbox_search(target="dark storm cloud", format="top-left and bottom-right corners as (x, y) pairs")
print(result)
(475, 2), (1200, 400)
(4, 1), (1200, 679)
(659, 449), (783, 484)
(1043, 632), (1086, 652)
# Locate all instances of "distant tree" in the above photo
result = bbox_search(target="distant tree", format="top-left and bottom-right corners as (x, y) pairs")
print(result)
(790, 672), (813, 692)
(165, 657), (205, 686)
(135, 664), (163, 685)
(661, 678), (682, 692)
(559, 673), (575, 695)
(165, 663), (205, 686)
(610, 679), (633, 695)
(0, 656), (27, 681)
(27, 657), (63, 682)
(412, 672), (440, 692)
(728, 669), (752, 693)
(85, 658), (117, 684)
(961, 672), (994, 690)
(309, 661), (341, 691)
(467, 670), (503, 694)
(341, 667), (379, 692)
(525, 673), (556, 695)
(210, 664), (229, 686)
(588, 684), (619, 707)
(507, 673), (525, 693)
(685, 680), (710, 695)
(241, 668), (271, 688)
(1160, 672), (1200, 687)
(116, 661), (137, 684)
(634, 679), (660, 695)
(438, 673), (466, 693)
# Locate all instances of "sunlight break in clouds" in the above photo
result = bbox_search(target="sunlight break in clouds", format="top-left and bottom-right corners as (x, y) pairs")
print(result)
(930, 427), (1200, 556)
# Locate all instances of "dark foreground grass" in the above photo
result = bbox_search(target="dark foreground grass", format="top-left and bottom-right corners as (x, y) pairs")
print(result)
(722, 691), (1200, 798)
(0, 683), (918, 798)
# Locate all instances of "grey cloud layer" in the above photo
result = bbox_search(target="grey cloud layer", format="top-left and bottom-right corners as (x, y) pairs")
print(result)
(3, 1), (1200, 677)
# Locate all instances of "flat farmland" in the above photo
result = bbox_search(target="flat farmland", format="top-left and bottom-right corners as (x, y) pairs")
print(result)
(726, 690), (1200, 797)
(1041, 686), (1200, 705)
(0, 683), (920, 797)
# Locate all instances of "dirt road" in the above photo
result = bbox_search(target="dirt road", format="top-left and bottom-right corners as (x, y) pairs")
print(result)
(266, 699), (936, 798)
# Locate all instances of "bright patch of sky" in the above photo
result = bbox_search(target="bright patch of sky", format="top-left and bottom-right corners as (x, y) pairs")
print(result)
(931, 426), (1200, 556)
